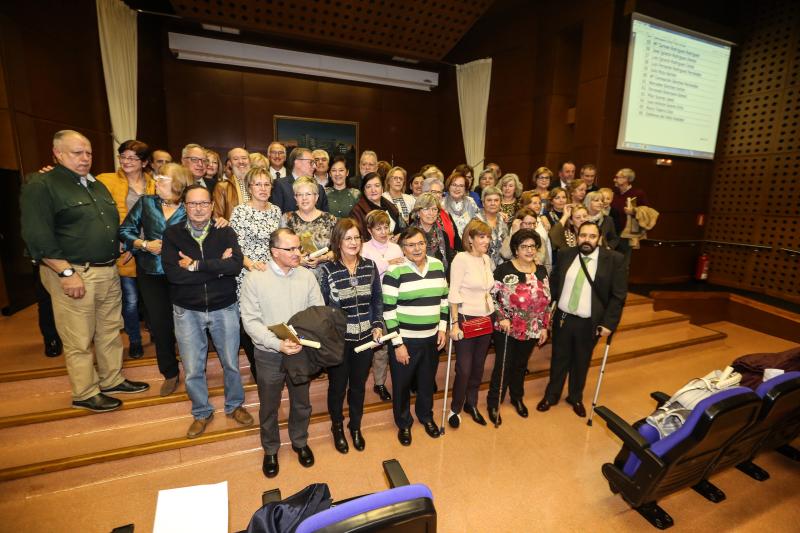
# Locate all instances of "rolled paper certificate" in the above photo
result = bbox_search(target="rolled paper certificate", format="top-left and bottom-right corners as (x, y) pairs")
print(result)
(298, 338), (321, 349)
(354, 332), (399, 353)
(308, 246), (329, 259)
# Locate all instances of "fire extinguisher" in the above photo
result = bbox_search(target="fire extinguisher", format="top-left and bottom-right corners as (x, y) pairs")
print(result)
(695, 253), (710, 281)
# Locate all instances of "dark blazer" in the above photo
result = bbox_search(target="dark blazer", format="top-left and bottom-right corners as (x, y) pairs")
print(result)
(550, 247), (627, 331)
(271, 174), (329, 213)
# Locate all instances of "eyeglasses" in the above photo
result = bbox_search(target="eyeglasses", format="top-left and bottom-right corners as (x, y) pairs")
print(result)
(118, 155), (140, 162)
(185, 201), (212, 209)
(420, 206), (438, 213)
(518, 244), (538, 251)
(153, 159), (170, 165)
(313, 157), (328, 163)
(343, 235), (362, 243)
(296, 158), (316, 165)
(402, 241), (427, 249)
(184, 157), (209, 165)
(295, 192), (318, 198)
(272, 245), (302, 253)
(429, 190), (443, 196)
(268, 150), (286, 156)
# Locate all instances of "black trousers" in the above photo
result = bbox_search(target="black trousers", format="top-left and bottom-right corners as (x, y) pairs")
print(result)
(137, 273), (179, 379)
(544, 311), (597, 404)
(450, 328), (492, 413)
(327, 341), (374, 430)
(389, 336), (437, 429)
(239, 324), (257, 380)
(34, 263), (59, 343)
(487, 332), (536, 409)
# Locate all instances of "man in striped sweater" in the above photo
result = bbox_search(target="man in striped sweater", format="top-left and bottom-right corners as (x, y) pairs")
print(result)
(383, 227), (449, 446)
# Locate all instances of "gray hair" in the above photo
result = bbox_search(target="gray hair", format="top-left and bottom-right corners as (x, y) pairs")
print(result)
(422, 176), (445, 193)
(481, 185), (502, 203)
(360, 150), (378, 162)
(53, 130), (89, 149)
(617, 167), (636, 183)
(412, 192), (441, 213)
(498, 173), (523, 198)
(181, 143), (205, 159)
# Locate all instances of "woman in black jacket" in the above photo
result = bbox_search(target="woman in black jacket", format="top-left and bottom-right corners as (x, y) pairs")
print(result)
(349, 172), (405, 240)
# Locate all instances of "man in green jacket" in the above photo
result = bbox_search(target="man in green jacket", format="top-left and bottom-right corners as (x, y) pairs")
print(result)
(21, 130), (149, 413)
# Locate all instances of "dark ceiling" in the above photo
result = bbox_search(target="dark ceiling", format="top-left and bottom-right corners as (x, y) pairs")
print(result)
(125, 0), (496, 63)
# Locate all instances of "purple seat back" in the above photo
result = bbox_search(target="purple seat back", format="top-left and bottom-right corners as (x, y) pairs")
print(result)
(295, 483), (433, 533)
(755, 371), (800, 398)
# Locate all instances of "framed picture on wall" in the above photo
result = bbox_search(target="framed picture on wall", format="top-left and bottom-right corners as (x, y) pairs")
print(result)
(273, 115), (359, 177)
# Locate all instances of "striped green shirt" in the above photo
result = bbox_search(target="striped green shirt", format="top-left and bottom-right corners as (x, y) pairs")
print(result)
(382, 257), (449, 345)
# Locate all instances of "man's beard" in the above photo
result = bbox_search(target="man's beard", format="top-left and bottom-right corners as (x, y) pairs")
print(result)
(579, 242), (596, 255)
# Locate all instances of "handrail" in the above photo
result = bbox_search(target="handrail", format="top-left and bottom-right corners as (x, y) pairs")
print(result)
(640, 239), (773, 251)
(780, 248), (800, 255)
(705, 240), (772, 251)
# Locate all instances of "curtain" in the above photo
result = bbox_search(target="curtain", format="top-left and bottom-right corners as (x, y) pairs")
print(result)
(96, 0), (138, 165)
(456, 58), (492, 183)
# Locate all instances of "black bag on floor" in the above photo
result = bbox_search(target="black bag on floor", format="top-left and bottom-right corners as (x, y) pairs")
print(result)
(245, 483), (332, 533)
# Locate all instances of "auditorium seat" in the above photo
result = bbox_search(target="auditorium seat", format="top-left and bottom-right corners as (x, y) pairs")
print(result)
(596, 387), (761, 529)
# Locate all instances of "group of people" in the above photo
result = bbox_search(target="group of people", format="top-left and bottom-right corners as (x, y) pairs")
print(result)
(21, 130), (636, 480)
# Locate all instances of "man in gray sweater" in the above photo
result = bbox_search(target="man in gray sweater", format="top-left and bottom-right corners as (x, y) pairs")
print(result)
(240, 228), (324, 478)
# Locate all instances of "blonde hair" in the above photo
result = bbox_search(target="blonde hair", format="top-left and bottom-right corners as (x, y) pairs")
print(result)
(498, 173), (523, 199)
(249, 152), (269, 169)
(292, 175), (318, 194)
(159, 163), (192, 200)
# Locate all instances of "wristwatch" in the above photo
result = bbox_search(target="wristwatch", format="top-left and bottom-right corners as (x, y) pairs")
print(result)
(58, 268), (75, 278)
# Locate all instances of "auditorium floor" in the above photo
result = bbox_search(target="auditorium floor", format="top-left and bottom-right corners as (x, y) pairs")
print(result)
(0, 319), (798, 532)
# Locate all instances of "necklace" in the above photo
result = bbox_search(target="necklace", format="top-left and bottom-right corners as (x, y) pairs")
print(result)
(160, 198), (179, 207)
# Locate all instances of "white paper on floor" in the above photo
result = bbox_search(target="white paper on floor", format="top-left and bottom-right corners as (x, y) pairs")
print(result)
(153, 480), (228, 533)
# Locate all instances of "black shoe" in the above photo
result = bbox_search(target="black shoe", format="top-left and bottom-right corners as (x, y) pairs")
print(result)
(350, 428), (365, 451)
(512, 399), (529, 418)
(397, 427), (412, 446)
(72, 392), (122, 413)
(488, 407), (502, 426)
(536, 398), (552, 412)
(292, 445), (315, 467)
(331, 423), (349, 454)
(262, 454), (279, 478)
(423, 421), (440, 439)
(101, 379), (150, 395)
(567, 400), (587, 418)
(463, 404), (487, 426)
(128, 342), (144, 359)
(44, 338), (63, 357)
(448, 411), (461, 428)
(373, 384), (392, 402)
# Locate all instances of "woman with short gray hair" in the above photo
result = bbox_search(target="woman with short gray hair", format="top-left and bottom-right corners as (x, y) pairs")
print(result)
(476, 186), (509, 268)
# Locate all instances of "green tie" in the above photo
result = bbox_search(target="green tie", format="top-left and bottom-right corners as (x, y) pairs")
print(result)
(567, 256), (592, 313)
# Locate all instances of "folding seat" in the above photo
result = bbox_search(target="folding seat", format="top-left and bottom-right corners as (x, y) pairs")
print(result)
(596, 387), (761, 529)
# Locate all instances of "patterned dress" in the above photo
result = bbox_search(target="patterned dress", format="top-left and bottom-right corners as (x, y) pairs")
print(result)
(230, 203), (282, 295)
(280, 210), (338, 279)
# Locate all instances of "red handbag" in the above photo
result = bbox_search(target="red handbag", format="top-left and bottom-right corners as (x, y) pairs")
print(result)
(461, 316), (493, 338)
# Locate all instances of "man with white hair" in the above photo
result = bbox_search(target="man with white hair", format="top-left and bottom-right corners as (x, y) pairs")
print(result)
(312, 149), (330, 187)
(21, 130), (150, 413)
(348, 150), (378, 189)
(181, 143), (208, 186)
(267, 142), (288, 180)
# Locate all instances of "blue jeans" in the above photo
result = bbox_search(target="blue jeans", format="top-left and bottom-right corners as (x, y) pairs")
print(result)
(120, 276), (142, 344)
(173, 303), (244, 419)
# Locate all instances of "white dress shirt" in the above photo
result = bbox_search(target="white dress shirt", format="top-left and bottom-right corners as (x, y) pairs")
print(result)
(557, 247), (599, 318)
(271, 167), (287, 180)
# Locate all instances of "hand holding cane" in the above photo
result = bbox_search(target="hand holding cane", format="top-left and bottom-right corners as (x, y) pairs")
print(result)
(587, 331), (614, 427)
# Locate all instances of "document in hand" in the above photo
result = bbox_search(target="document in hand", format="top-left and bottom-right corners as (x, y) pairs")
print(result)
(268, 323), (322, 349)
(153, 481), (228, 533)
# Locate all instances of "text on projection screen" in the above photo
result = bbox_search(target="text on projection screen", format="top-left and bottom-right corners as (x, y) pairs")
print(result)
(617, 15), (732, 159)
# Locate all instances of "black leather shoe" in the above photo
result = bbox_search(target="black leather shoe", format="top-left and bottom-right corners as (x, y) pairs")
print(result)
(331, 423), (349, 454)
(488, 407), (502, 426)
(448, 412), (460, 428)
(463, 404), (487, 426)
(128, 342), (144, 359)
(72, 392), (122, 413)
(374, 384), (392, 402)
(44, 338), (63, 357)
(101, 379), (150, 394)
(568, 400), (587, 418)
(536, 398), (552, 412)
(397, 427), (412, 446)
(512, 399), (529, 418)
(292, 445), (315, 467)
(423, 421), (440, 438)
(262, 454), (279, 478)
(350, 428), (365, 451)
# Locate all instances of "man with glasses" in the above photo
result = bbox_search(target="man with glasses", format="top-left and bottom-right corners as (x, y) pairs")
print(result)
(267, 142), (287, 180)
(240, 228), (324, 478)
(311, 149), (330, 187)
(151, 149), (173, 175)
(162, 184), (253, 439)
(181, 143), (209, 187)
(270, 147), (329, 213)
(348, 149), (379, 189)
(382, 227), (449, 446)
(21, 130), (150, 412)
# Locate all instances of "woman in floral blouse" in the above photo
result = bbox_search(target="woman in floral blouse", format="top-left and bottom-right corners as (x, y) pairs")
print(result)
(487, 228), (551, 425)
(230, 167), (282, 378)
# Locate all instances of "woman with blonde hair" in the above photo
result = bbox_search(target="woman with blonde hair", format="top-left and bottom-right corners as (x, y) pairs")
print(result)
(447, 218), (495, 428)
(279, 176), (337, 277)
(567, 179), (588, 206)
(549, 204), (590, 252)
(249, 152), (269, 170)
(498, 173), (523, 222)
(584, 190), (619, 250)
(203, 149), (224, 190)
(382, 166), (415, 223)
(531, 166), (553, 210)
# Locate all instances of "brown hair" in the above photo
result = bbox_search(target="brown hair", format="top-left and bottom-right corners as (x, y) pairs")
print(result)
(462, 219), (492, 254)
(330, 217), (362, 262)
(365, 209), (390, 229)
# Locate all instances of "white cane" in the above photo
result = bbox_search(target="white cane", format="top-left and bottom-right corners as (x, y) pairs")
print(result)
(494, 331), (510, 429)
(439, 335), (455, 434)
(587, 332), (614, 427)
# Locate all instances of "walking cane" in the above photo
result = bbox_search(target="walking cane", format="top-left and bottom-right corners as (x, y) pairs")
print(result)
(587, 332), (614, 427)
(439, 335), (455, 434)
(494, 331), (509, 429)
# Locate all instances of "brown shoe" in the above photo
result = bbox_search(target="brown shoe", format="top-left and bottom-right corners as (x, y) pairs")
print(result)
(160, 375), (180, 397)
(227, 406), (254, 426)
(187, 413), (214, 438)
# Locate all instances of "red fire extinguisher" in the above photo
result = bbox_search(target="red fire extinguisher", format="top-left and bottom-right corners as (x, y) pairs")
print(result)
(695, 253), (710, 281)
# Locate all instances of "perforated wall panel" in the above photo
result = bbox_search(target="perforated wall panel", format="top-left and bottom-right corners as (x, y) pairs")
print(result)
(708, 0), (800, 302)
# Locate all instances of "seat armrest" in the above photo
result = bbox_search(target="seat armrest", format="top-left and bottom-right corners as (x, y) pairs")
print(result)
(650, 391), (670, 407)
(262, 488), (282, 505)
(383, 459), (410, 488)
(595, 406), (650, 452)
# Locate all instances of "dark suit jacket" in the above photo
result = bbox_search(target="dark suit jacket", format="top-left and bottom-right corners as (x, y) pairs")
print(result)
(270, 174), (329, 213)
(550, 247), (627, 331)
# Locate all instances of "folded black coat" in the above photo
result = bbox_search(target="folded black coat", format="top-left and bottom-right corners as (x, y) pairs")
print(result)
(244, 483), (332, 533)
(732, 347), (800, 390)
(284, 305), (347, 385)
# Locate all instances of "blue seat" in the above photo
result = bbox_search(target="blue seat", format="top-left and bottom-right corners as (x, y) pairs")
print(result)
(295, 483), (435, 533)
(597, 387), (761, 529)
